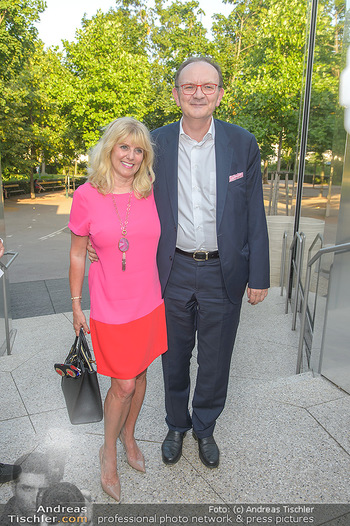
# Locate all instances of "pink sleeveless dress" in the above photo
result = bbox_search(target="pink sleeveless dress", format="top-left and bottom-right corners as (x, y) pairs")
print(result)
(68, 182), (167, 379)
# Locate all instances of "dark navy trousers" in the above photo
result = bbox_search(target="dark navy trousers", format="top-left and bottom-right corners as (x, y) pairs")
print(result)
(162, 251), (242, 438)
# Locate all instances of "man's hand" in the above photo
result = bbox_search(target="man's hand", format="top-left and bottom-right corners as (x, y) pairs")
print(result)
(247, 287), (268, 305)
(87, 240), (99, 263)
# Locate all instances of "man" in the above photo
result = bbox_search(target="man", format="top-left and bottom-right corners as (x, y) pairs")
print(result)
(88, 56), (269, 469)
(0, 453), (51, 524)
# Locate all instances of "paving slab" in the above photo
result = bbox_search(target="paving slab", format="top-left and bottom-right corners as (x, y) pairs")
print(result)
(10, 277), (90, 319)
(1, 298), (350, 506)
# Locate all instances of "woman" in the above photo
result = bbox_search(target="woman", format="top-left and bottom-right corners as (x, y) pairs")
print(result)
(68, 117), (167, 503)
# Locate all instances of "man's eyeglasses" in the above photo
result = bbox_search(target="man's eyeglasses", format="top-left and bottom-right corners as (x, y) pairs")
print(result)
(176, 83), (219, 95)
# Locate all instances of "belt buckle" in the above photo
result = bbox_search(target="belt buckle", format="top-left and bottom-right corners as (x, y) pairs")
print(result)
(193, 251), (209, 261)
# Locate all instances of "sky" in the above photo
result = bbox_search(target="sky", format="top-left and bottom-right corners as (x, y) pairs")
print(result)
(36, 0), (233, 49)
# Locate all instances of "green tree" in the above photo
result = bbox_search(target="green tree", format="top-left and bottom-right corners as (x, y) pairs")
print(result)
(148, 0), (213, 128)
(307, 0), (346, 183)
(112, 0), (151, 53)
(0, 43), (75, 188)
(0, 0), (45, 179)
(63, 8), (152, 151)
(212, 0), (265, 86)
(32, 45), (77, 170)
(0, 0), (45, 82)
(214, 0), (307, 173)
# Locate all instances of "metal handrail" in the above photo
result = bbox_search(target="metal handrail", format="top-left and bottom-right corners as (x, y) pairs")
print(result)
(268, 172), (276, 215)
(306, 233), (323, 330)
(296, 241), (350, 373)
(308, 232), (324, 255)
(297, 233), (324, 368)
(280, 231), (288, 296)
(0, 252), (18, 271)
(285, 231), (302, 313)
(292, 232), (306, 330)
(0, 251), (18, 355)
(285, 232), (306, 332)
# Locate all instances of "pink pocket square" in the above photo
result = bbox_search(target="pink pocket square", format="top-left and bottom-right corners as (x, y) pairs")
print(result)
(229, 172), (244, 182)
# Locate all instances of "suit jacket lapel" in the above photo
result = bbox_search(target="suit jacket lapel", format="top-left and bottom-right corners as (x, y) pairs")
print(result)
(215, 120), (233, 229)
(163, 122), (180, 226)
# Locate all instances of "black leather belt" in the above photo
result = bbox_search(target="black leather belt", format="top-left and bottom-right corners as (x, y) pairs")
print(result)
(176, 248), (219, 261)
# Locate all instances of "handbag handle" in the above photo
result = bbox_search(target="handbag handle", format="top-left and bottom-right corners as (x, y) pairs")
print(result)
(76, 329), (95, 372)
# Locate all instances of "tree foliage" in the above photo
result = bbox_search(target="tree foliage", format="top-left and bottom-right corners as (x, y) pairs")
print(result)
(147, 0), (213, 128)
(63, 7), (152, 150)
(0, 0), (347, 179)
(0, 42), (75, 176)
(307, 0), (346, 160)
(0, 0), (45, 82)
(0, 0), (46, 176)
(214, 0), (307, 164)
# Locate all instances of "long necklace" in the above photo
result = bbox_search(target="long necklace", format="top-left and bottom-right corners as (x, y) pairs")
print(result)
(111, 191), (133, 271)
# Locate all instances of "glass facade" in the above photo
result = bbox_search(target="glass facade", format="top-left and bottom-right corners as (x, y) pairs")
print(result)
(297, 0), (350, 390)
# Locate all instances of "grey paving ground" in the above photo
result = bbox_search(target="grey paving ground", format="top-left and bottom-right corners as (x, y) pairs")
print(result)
(1, 290), (350, 508)
(1, 191), (349, 510)
(10, 277), (90, 318)
(4, 192), (90, 318)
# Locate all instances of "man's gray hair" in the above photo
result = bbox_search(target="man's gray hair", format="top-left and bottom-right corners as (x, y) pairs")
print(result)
(174, 56), (223, 88)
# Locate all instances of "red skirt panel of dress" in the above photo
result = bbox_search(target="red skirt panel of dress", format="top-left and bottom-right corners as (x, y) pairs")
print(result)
(90, 302), (167, 379)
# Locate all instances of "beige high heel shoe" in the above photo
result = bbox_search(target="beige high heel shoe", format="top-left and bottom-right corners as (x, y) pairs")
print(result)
(119, 433), (146, 473)
(99, 446), (121, 503)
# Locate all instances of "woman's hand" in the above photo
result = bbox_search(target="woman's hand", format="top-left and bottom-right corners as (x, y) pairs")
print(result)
(72, 303), (90, 336)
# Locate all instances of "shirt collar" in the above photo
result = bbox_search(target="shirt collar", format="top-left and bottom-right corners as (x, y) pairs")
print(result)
(179, 117), (215, 144)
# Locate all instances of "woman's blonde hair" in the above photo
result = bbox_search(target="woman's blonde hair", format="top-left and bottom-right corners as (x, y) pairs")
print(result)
(88, 117), (155, 198)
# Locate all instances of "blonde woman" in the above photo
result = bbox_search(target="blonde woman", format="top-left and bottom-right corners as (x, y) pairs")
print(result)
(69, 117), (167, 503)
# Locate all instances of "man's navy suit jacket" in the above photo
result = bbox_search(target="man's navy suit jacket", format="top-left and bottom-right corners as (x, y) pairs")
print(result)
(152, 119), (270, 304)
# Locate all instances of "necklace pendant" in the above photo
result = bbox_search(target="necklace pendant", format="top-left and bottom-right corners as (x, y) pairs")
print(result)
(112, 194), (132, 273)
(118, 237), (129, 252)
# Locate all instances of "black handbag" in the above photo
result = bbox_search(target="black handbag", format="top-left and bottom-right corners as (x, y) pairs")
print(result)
(54, 329), (103, 425)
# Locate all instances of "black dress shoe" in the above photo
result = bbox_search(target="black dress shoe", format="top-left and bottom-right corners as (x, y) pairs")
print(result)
(0, 463), (22, 483)
(193, 432), (219, 468)
(162, 430), (186, 465)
